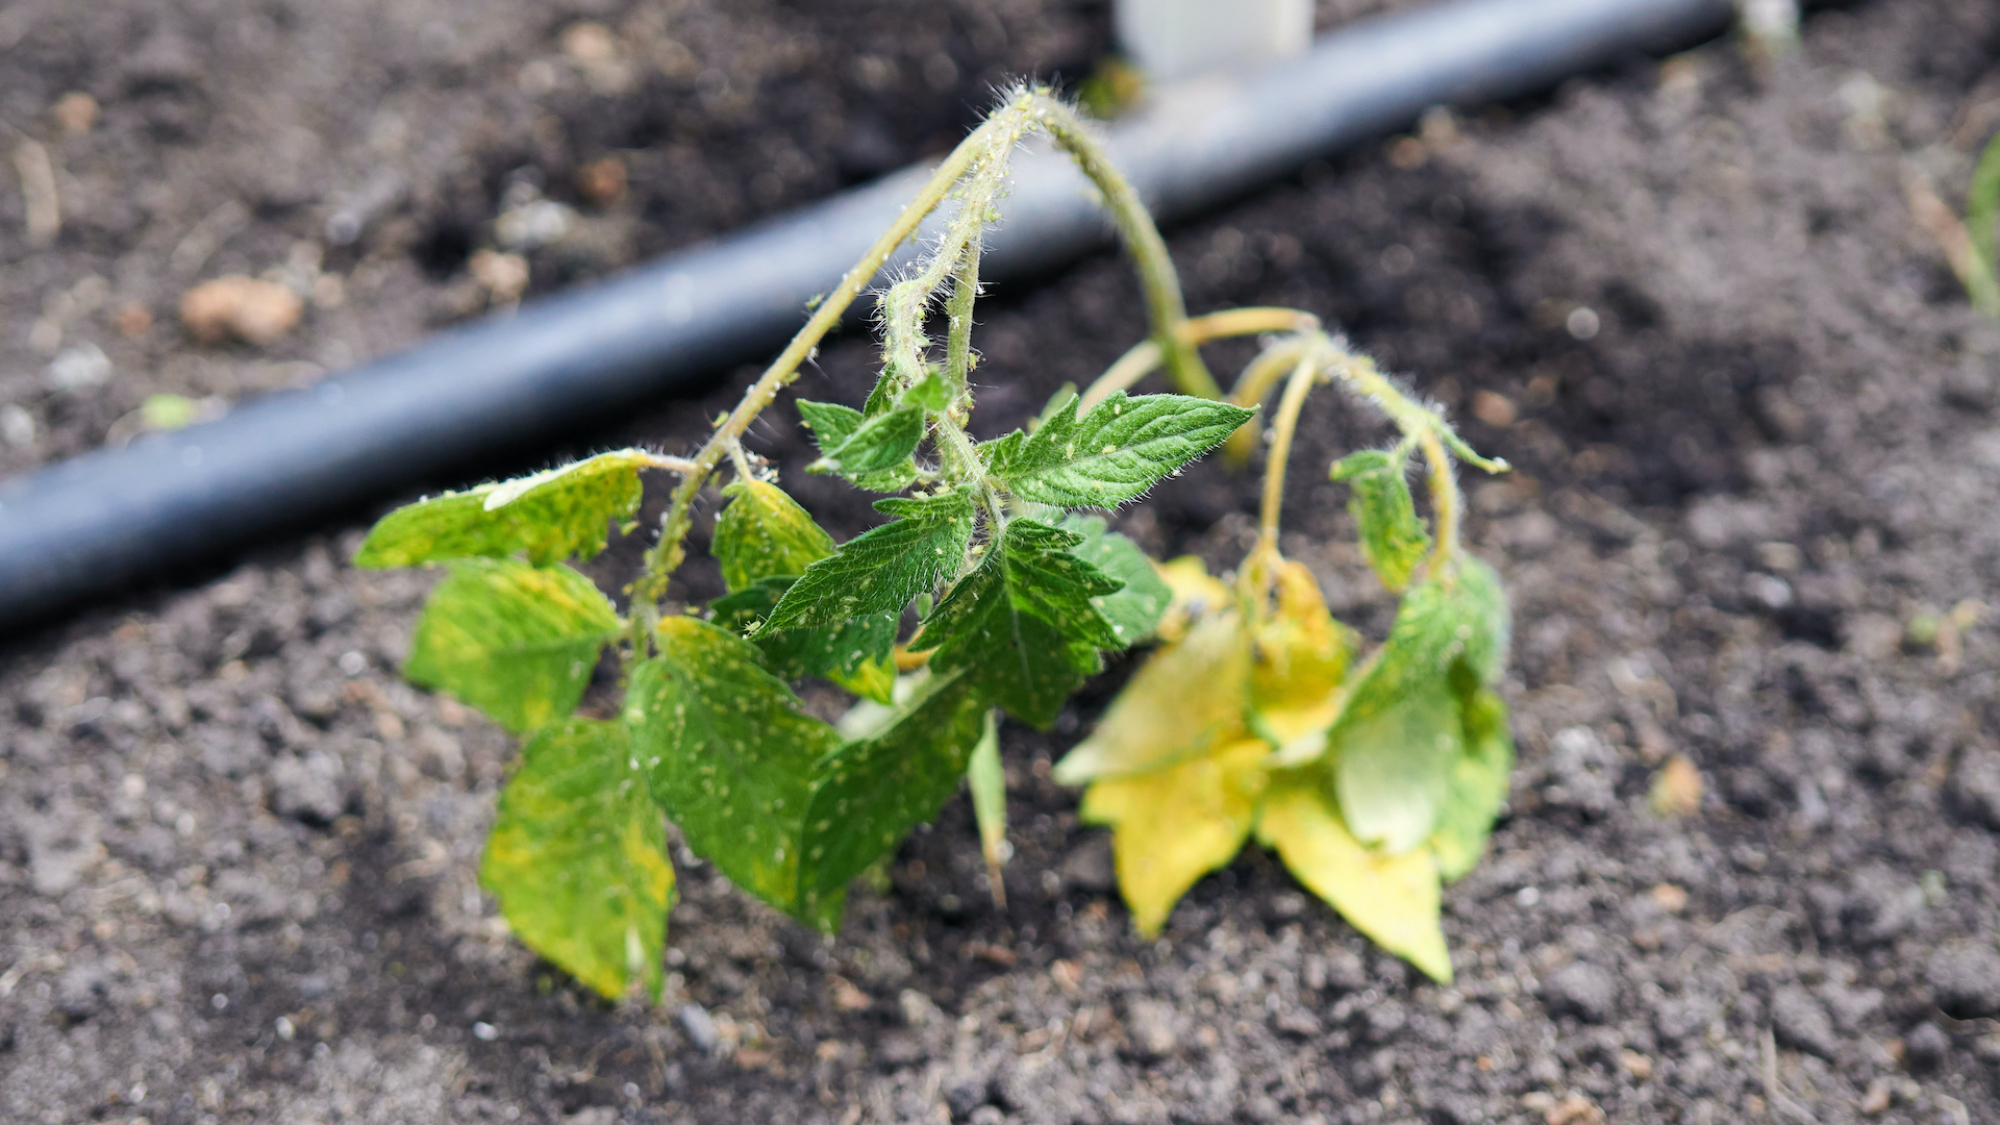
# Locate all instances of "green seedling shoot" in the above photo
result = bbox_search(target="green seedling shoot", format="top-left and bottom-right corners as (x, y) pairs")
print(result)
(356, 86), (1515, 997)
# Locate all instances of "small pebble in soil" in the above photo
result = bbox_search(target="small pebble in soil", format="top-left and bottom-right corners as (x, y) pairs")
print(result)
(1926, 941), (2000, 1020)
(1904, 1022), (1950, 1074)
(1771, 987), (1839, 1059)
(180, 276), (304, 346)
(1545, 962), (1618, 1025)
(678, 1003), (718, 1052)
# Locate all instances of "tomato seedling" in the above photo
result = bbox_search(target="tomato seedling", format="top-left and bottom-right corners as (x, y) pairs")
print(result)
(357, 86), (1513, 996)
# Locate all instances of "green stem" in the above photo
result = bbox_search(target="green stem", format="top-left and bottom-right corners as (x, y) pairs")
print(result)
(630, 98), (1036, 647)
(1028, 95), (1218, 399)
(943, 249), (981, 395)
(1256, 348), (1321, 561)
(1966, 130), (2000, 318)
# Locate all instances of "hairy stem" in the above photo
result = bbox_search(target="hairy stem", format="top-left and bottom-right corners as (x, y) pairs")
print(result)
(1416, 428), (1461, 574)
(1081, 308), (1318, 411)
(943, 249), (981, 394)
(631, 99), (1036, 644)
(1028, 95), (1218, 399)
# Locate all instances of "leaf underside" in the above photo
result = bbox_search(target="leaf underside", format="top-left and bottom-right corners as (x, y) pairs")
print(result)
(1332, 558), (1511, 854)
(356, 449), (652, 568)
(1331, 449), (1431, 592)
(403, 558), (619, 734)
(480, 718), (674, 1001)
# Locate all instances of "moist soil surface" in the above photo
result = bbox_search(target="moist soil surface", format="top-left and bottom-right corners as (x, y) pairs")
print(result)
(5, 1), (2000, 1123)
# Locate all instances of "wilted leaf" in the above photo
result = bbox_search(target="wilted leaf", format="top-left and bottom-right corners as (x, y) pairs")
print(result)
(1429, 688), (1514, 882)
(626, 618), (841, 915)
(763, 490), (976, 630)
(918, 519), (1122, 727)
(1333, 677), (1463, 855)
(1330, 560), (1511, 853)
(1256, 772), (1451, 983)
(1080, 737), (1268, 936)
(356, 449), (652, 568)
(1330, 449), (1430, 591)
(986, 391), (1256, 509)
(797, 671), (988, 925)
(1249, 561), (1358, 765)
(1052, 609), (1252, 784)
(712, 480), (835, 593)
(1061, 515), (1172, 648)
(480, 718), (674, 1000)
(404, 558), (619, 733)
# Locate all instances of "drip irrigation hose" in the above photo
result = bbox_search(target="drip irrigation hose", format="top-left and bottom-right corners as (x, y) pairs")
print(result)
(0, 0), (1732, 630)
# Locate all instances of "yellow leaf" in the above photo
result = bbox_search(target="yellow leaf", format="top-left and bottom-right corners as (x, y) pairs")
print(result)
(1256, 773), (1451, 983)
(1153, 555), (1235, 643)
(1249, 561), (1358, 764)
(1080, 738), (1269, 937)
(1051, 609), (1251, 784)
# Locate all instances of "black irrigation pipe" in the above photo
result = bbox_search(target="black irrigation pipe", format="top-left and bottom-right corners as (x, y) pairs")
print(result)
(0, 0), (1733, 631)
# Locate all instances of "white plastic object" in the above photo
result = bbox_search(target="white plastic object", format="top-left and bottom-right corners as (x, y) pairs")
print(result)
(1114, 0), (1314, 85)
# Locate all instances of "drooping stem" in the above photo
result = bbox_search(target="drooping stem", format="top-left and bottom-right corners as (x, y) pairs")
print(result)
(1081, 308), (1319, 411)
(1256, 347), (1322, 562)
(1222, 335), (1314, 463)
(1416, 428), (1461, 575)
(1028, 94), (1218, 400)
(630, 98), (1037, 643)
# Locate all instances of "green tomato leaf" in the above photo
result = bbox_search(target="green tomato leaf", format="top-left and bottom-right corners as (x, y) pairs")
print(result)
(1330, 449), (1431, 592)
(710, 578), (897, 703)
(986, 391), (1256, 509)
(797, 399), (919, 489)
(1059, 514), (1172, 649)
(356, 449), (653, 568)
(1429, 688), (1514, 882)
(403, 558), (618, 733)
(626, 618), (842, 917)
(762, 490), (976, 631)
(1256, 770), (1451, 984)
(480, 718), (674, 1001)
(796, 671), (989, 925)
(916, 519), (1122, 727)
(712, 480), (835, 593)
(1330, 558), (1512, 853)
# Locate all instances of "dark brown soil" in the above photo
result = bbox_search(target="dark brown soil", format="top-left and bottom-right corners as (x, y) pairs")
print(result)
(6, 1), (2000, 1124)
